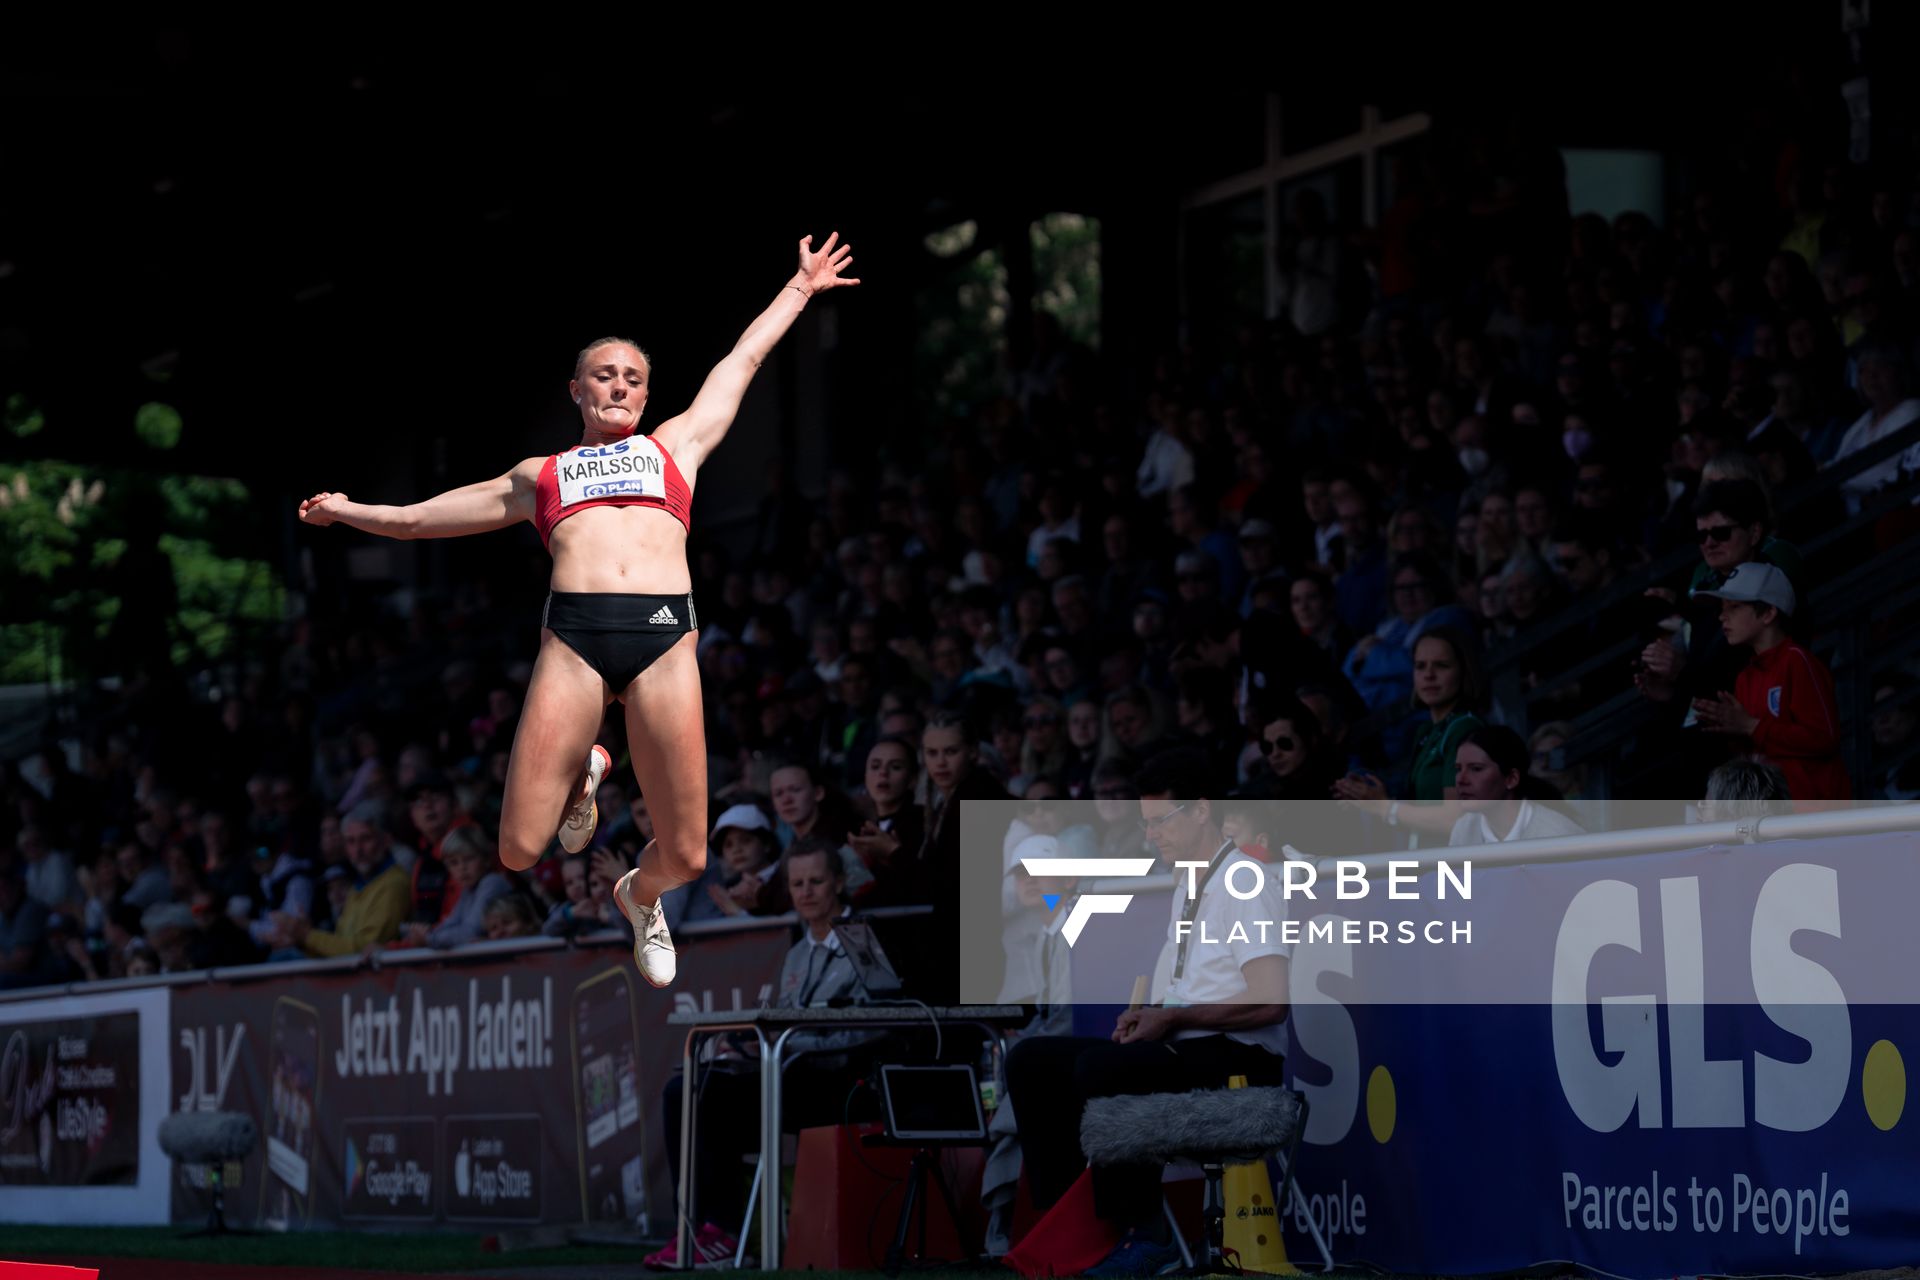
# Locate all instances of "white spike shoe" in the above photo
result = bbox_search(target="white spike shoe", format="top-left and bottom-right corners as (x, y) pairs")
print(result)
(613, 868), (676, 988)
(558, 744), (611, 854)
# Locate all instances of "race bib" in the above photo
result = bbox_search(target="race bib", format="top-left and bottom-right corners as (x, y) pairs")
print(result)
(555, 438), (668, 510)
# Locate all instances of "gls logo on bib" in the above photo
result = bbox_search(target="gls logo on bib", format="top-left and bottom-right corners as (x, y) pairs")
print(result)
(557, 438), (666, 509)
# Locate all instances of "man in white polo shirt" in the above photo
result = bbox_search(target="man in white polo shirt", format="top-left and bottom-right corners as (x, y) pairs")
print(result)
(1003, 748), (1290, 1278)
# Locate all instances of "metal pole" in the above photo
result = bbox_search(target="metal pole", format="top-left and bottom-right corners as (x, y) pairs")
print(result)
(676, 1030), (698, 1270)
(763, 1025), (793, 1268)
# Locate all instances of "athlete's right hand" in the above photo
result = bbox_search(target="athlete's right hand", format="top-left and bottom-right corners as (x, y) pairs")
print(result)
(299, 492), (351, 526)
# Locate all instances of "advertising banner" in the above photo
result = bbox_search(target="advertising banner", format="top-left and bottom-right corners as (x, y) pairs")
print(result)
(166, 928), (788, 1230)
(1059, 829), (1920, 1276)
(0, 988), (171, 1224)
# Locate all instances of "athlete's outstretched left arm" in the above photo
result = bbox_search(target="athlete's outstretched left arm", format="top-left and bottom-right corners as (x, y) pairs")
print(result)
(652, 232), (859, 475)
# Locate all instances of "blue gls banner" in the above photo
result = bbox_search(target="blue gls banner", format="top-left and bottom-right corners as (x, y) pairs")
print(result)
(1064, 832), (1918, 1276)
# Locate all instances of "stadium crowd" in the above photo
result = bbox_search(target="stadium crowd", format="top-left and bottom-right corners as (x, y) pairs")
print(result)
(3, 114), (1919, 1006)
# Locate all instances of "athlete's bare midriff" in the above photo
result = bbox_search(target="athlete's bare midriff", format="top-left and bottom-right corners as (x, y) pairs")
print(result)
(546, 503), (693, 595)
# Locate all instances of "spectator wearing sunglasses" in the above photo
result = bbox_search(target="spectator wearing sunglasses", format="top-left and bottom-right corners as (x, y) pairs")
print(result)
(1252, 694), (1343, 804)
(1683, 480), (1805, 603)
(1642, 481), (1804, 699)
(1634, 479), (1808, 794)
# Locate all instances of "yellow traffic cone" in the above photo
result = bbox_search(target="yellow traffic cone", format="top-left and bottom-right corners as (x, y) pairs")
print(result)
(1220, 1074), (1298, 1275)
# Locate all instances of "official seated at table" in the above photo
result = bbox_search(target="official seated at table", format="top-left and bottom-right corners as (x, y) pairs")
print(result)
(1003, 748), (1292, 1278)
(650, 836), (903, 1269)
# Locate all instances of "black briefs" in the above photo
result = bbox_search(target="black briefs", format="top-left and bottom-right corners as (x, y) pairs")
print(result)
(543, 591), (698, 692)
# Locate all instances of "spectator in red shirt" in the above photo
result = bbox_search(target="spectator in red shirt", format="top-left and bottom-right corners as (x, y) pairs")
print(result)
(404, 773), (475, 924)
(1689, 564), (1852, 802)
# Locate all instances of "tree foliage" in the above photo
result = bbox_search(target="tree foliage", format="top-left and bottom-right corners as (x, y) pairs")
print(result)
(0, 456), (282, 684)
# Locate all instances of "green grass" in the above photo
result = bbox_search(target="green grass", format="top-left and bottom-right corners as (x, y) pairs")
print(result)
(6, 1224), (644, 1272)
(0, 1225), (1017, 1276)
(7, 1223), (1393, 1277)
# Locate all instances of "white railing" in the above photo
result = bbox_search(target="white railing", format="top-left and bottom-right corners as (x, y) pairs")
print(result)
(1088, 801), (1920, 894)
(0, 902), (936, 1005)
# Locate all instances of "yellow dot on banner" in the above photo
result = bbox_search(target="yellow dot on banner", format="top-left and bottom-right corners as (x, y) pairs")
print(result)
(1863, 1040), (1906, 1131)
(1367, 1065), (1397, 1144)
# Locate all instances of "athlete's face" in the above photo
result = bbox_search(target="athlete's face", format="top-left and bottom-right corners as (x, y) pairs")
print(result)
(569, 343), (651, 438)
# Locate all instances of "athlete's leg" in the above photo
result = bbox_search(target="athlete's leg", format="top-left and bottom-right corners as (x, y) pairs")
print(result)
(498, 630), (610, 872)
(616, 630), (709, 902)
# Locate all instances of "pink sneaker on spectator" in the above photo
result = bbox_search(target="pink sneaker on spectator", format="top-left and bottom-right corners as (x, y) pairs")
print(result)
(642, 1221), (745, 1270)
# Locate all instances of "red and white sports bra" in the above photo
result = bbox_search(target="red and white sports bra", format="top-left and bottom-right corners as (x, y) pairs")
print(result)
(533, 435), (692, 548)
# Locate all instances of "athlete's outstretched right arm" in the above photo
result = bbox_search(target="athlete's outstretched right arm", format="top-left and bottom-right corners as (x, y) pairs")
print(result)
(298, 458), (541, 539)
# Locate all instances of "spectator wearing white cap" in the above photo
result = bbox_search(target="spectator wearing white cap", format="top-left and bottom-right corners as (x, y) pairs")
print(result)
(1638, 480), (1808, 715)
(1688, 563), (1852, 802)
(702, 802), (784, 918)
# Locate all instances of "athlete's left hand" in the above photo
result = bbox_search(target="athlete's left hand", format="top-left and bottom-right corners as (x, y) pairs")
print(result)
(793, 232), (859, 296)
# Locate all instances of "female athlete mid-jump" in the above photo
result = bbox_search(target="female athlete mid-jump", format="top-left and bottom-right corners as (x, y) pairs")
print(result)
(299, 233), (859, 985)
